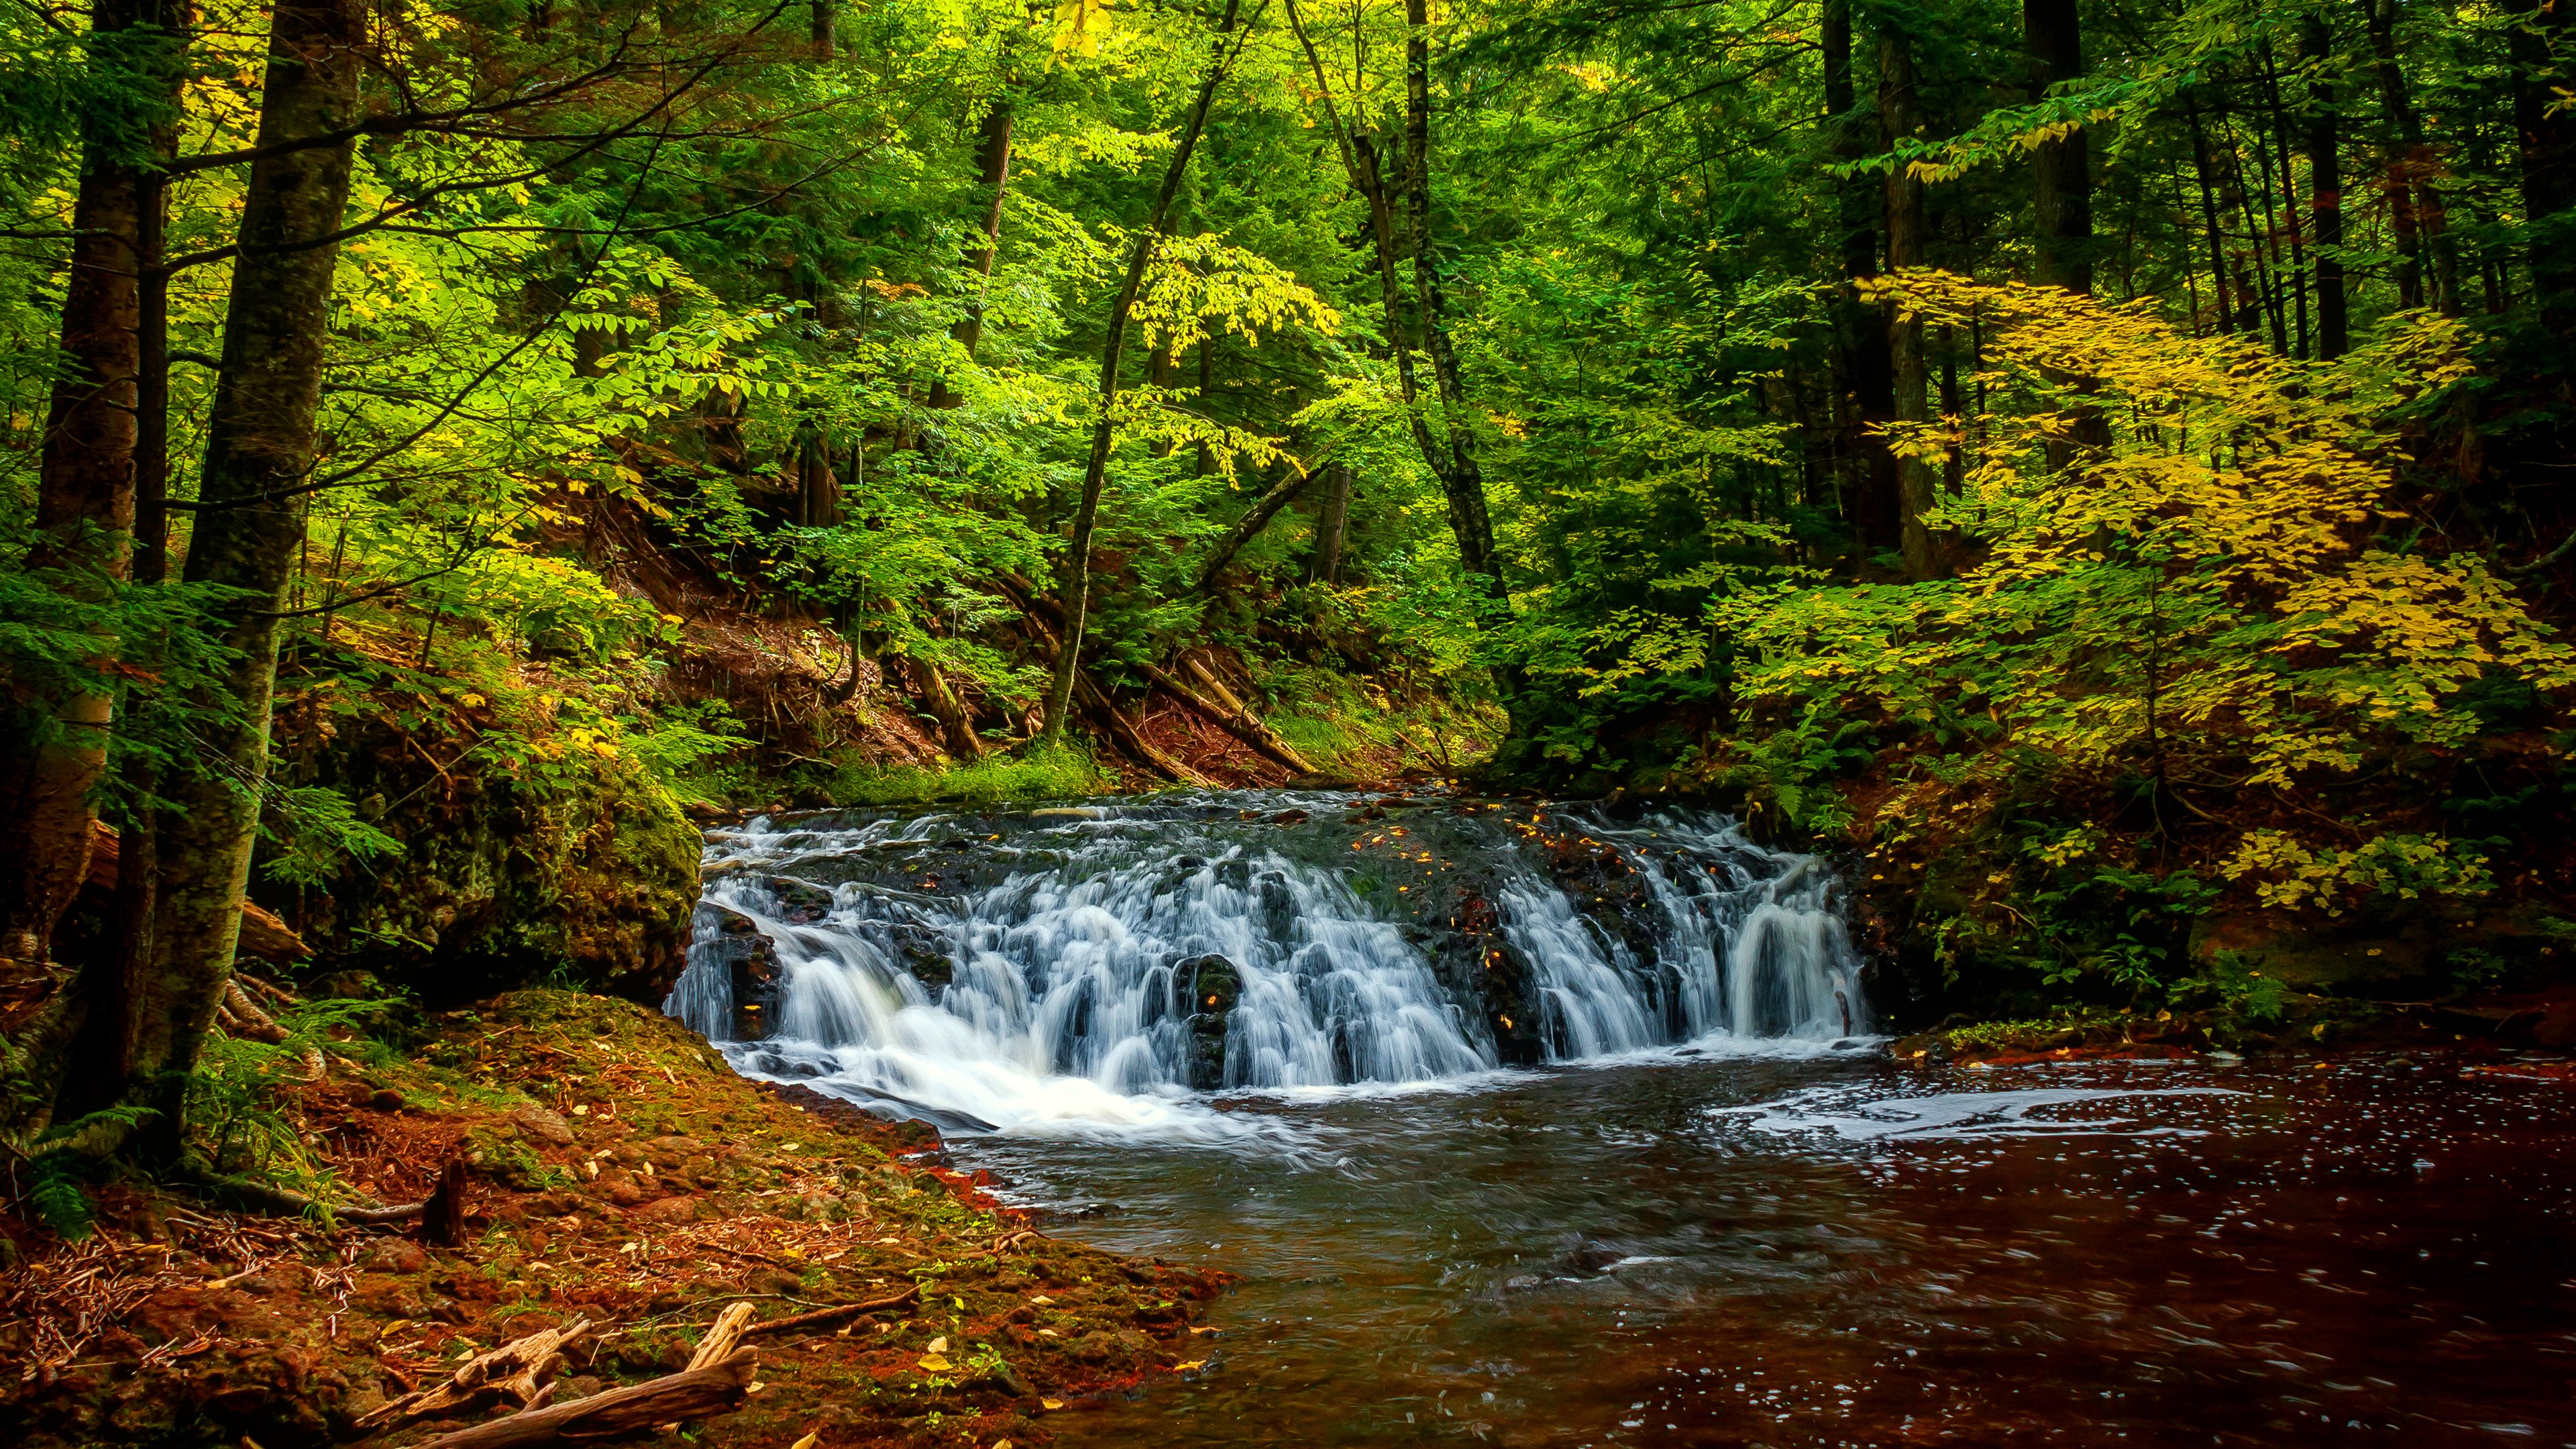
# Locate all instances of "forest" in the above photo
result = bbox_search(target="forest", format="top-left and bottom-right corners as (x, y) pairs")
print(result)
(3, 0), (2575, 1440)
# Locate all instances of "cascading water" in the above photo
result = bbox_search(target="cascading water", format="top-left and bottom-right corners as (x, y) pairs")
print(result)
(663, 792), (1870, 1135)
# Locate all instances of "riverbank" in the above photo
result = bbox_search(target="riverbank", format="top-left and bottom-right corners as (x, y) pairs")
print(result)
(1, 990), (1224, 1449)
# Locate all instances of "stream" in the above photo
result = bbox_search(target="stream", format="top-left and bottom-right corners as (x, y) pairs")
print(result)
(663, 791), (2576, 1446)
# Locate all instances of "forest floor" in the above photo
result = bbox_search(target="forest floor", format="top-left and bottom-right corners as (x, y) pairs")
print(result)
(1, 991), (1227, 1449)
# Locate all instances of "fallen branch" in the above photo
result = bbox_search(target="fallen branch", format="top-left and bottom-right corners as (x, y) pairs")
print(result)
(739, 1281), (922, 1340)
(404, 1348), (757, 1449)
(357, 1318), (594, 1430)
(181, 1170), (424, 1224)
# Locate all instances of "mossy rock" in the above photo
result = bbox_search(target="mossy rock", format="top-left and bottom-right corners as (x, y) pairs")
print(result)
(258, 723), (700, 1006)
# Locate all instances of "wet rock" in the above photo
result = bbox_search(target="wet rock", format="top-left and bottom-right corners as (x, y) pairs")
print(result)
(1179, 955), (1242, 1089)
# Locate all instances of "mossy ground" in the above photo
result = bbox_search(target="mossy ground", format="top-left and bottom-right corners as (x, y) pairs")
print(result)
(1, 990), (1225, 1449)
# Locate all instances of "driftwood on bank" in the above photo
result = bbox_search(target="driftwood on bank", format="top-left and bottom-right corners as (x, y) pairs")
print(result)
(358, 1317), (596, 1430)
(403, 1349), (757, 1449)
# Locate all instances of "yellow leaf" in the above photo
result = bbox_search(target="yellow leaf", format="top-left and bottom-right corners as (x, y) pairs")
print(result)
(1040, 1399), (1065, 1411)
(791, 1436), (818, 1449)
(916, 1354), (953, 1372)
(1177, 1359), (1206, 1371)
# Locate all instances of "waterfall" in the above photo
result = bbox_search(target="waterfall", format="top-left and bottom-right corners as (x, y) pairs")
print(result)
(665, 794), (1868, 1135)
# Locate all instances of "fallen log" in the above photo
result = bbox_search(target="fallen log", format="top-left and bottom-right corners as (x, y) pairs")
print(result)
(740, 1281), (923, 1340)
(87, 820), (308, 962)
(991, 573), (1211, 785)
(405, 1348), (757, 1449)
(1133, 659), (1315, 775)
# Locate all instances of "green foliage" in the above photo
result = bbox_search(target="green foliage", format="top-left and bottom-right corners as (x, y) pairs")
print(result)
(812, 742), (1113, 807)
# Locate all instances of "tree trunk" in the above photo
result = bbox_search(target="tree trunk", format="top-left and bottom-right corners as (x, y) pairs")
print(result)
(2259, 40), (2314, 355)
(2506, 0), (2576, 316)
(2357, 0), (2428, 309)
(796, 425), (837, 527)
(1040, 0), (1248, 741)
(930, 97), (1012, 409)
(1311, 462), (1350, 584)
(0, 0), (175, 965)
(2023, 0), (2092, 294)
(2304, 17), (2350, 358)
(810, 0), (834, 58)
(117, 0), (365, 1154)
(1405, 0), (1503, 601)
(1879, 29), (1940, 583)
(1823, 0), (1897, 557)
(2186, 96), (2233, 335)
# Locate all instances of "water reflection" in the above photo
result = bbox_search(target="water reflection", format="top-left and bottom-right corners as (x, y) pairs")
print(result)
(957, 1053), (2576, 1447)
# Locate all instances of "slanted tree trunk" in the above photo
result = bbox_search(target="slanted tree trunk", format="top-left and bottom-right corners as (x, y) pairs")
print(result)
(2304, 17), (2351, 358)
(930, 95), (1012, 409)
(95, 0), (366, 1151)
(1823, 0), (1898, 557)
(907, 657), (982, 763)
(1040, 0), (1249, 741)
(1192, 466), (1315, 593)
(1879, 28), (1941, 582)
(0, 0), (178, 966)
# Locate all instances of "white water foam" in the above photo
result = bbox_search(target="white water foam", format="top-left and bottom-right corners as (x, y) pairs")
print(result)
(1721, 1085), (2245, 1141)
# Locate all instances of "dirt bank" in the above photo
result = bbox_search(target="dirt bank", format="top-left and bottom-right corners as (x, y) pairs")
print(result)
(2, 990), (1224, 1449)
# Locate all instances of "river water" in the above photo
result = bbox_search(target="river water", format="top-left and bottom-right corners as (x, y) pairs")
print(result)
(666, 792), (2576, 1447)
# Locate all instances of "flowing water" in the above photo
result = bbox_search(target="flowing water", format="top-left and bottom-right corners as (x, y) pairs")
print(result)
(665, 791), (2576, 1447)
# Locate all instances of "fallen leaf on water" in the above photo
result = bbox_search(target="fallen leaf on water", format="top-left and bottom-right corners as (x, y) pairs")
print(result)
(1177, 1360), (1206, 1371)
(790, 1434), (818, 1449)
(916, 1354), (954, 1372)
(1040, 1399), (1065, 1411)
(1189, 1326), (1219, 1335)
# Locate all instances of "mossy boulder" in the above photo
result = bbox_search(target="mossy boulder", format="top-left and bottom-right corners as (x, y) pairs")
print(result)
(258, 722), (701, 1006)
